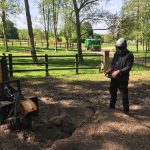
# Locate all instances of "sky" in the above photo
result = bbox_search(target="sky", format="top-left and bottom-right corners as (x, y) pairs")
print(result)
(10, 0), (123, 34)
(95, 0), (123, 34)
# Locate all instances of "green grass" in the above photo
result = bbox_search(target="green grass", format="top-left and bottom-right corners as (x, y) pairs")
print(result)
(101, 43), (114, 48)
(0, 44), (103, 78)
(0, 43), (150, 79)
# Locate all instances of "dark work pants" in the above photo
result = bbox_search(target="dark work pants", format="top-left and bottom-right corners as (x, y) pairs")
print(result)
(109, 78), (129, 111)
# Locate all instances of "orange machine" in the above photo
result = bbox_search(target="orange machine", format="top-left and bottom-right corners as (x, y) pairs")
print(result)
(0, 54), (39, 130)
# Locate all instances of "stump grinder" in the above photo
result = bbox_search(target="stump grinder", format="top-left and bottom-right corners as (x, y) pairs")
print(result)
(0, 54), (39, 131)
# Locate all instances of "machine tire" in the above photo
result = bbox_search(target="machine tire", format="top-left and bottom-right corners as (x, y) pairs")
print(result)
(21, 115), (32, 129)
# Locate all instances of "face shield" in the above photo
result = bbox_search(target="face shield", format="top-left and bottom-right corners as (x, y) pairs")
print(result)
(116, 46), (126, 55)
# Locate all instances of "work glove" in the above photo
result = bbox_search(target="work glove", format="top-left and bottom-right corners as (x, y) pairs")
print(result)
(111, 70), (121, 78)
(105, 69), (111, 78)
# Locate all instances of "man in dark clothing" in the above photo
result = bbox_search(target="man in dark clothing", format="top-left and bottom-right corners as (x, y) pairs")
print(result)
(105, 38), (134, 113)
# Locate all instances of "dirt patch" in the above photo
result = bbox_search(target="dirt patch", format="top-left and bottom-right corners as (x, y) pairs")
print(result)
(0, 77), (150, 150)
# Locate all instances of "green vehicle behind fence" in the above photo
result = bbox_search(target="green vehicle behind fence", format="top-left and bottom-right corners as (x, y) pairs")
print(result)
(85, 39), (101, 51)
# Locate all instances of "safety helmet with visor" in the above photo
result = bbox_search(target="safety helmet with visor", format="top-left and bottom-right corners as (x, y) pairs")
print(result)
(115, 38), (127, 50)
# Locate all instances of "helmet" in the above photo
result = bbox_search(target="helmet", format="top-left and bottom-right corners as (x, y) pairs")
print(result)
(115, 38), (127, 50)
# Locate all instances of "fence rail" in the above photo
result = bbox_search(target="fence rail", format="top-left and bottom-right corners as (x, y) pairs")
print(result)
(0, 40), (78, 49)
(134, 56), (150, 66)
(3, 54), (103, 77)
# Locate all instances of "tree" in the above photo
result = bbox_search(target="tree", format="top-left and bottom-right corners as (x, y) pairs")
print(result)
(60, 20), (76, 50)
(39, 0), (51, 49)
(61, 1), (75, 50)
(0, 23), (3, 38)
(4, 20), (18, 39)
(39, 0), (61, 51)
(121, 0), (150, 52)
(0, 0), (9, 51)
(72, 0), (106, 63)
(24, 0), (38, 63)
(33, 29), (45, 41)
(106, 13), (120, 41)
(103, 34), (114, 43)
(121, 0), (140, 52)
(18, 29), (28, 40)
(81, 22), (93, 39)
(52, 0), (61, 52)
(119, 15), (136, 40)
(0, 0), (20, 51)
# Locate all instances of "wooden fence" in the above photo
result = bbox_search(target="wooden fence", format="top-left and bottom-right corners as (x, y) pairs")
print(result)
(0, 40), (78, 49)
(134, 54), (150, 67)
(5, 54), (103, 77)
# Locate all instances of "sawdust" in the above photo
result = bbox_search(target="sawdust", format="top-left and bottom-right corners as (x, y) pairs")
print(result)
(0, 77), (150, 150)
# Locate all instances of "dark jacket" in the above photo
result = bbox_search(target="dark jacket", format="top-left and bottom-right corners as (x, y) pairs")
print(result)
(111, 50), (134, 81)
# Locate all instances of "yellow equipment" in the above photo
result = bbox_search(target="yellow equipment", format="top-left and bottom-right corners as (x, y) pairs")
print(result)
(0, 54), (39, 130)
(21, 99), (38, 115)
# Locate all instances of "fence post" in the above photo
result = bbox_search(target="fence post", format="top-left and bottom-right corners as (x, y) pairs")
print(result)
(75, 54), (79, 74)
(103, 50), (110, 72)
(8, 54), (13, 78)
(45, 54), (49, 76)
(99, 55), (104, 73)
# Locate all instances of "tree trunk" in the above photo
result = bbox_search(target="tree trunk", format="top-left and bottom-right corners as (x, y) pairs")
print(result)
(53, 21), (58, 52)
(42, 3), (50, 49)
(146, 41), (148, 52)
(46, 32), (49, 49)
(73, 0), (83, 63)
(52, 0), (58, 52)
(46, 8), (50, 49)
(76, 14), (83, 63)
(24, 0), (38, 63)
(2, 10), (9, 52)
(66, 39), (69, 51)
(69, 30), (72, 49)
(142, 39), (144, 52)
(136, 38), (139, 53)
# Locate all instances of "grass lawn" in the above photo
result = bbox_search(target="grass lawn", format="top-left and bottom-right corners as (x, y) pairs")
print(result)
(0, 43), (150, 79)
(0, 44), (103, 78)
